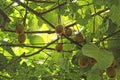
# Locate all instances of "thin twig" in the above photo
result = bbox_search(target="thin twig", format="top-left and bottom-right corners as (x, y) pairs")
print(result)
(96, 29), (120, 44)
(3, 2), (14, 10)
(0, 44), (72, 52)
(23, 38), (59, 57)
(0, 53), (25, 71)
(14, 0), (55, 28)
(3, 29), (55, 34)
(0, 9), (10, 22)
(62, 34), (83, 48)
(28, 0), (56, 3)
(65, 22), (77, 28)
(91, 8), (109, 17)
(41, 1), (67, 15)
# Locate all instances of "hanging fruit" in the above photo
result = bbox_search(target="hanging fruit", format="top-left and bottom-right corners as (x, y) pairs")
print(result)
(75, 33), (85, 43)
(18, 33), (26, 44)
(110, 59), (117, 67)
(64, 28), (72, 37)
(106, 67), (116, 78)
(16, 24), (25, 35)
(78, 55), (89, 68)
(55, 43), (63, 52)
(89, 57), (97, 65)
(55, 24), (64, 35)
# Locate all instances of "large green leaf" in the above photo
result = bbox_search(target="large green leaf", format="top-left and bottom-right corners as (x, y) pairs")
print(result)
(109, 5), (120, 26)
(29, 35), (44, 45)
(82, 42), (114, 69)
(82, 42), (99, 58)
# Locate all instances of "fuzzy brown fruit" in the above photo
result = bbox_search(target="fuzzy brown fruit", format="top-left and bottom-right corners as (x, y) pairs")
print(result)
(18, 34), (26, 44)
(75, 33), (84, 43)
(16, 24), (24, 35)
(78, 56), (89, 68)
(106, 67), (116, 78)
(64, 28), (72, 37)
(55, 24), (64, 35)
(89, 57), (97, 64)
(111, 59), (117, 67)
(55, 43), (63, 52)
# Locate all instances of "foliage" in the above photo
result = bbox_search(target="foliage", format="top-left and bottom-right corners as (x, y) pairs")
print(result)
(0, 0), (120, 80)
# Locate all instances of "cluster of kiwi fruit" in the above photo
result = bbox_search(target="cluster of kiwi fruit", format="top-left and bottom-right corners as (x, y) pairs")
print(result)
(55, 24), (72, 37)
(55, 24), (72, 52)
(78, 55), (97, 68)
(16, 24), (26, 44)
(106, 59), (117, 78)
(55, 24), (85, 52)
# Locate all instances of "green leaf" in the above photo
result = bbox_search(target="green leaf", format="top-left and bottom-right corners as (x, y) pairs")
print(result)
(28, 15), (40, 31)
(106, 19), (117, 35)
(87, 69), (101, 80)
(29, 35), (44, 45)
(51, 52), (63, 63)
(96, 49), (114, 69)
(82, 42), (99, 58)
(44, 11), (57, 27)
(82, 42), (114, 69)
(109, 5), (120, 26)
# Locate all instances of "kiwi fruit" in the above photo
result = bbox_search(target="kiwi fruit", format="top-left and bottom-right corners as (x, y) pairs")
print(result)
(16, 24), (24, 35)
(64, 28), (72, 37)
(55, 43), (63, 52)
(78, 56), (89, 68)
(106, 67), (116, 78)
(75, 33), (84, 43)
(110, 59), (117, 67)
(55, 24), (64, 35)
(89, 57), (97, 64)
(18, 33), (26, 44)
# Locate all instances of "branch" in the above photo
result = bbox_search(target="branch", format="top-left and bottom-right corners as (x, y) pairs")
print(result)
(3, 29), (55, 34)
(91, 7), (109, 17)
(62, 34), (83, 48)
(28, 0), (56, 3)
(41, 1), (67, 15)
(0, 9), (10, 22)
(3, 2), (14, 10)
(96, 29), (120, 44)
(41, 2), (93, 15)
(65, 8), (109, 28)
(0, 53), (25, 71)
(23, 38), (59, 57)
(14, 0), (55, 28)
(65, 22), (77, 28)
(0, 43), (72, 52)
